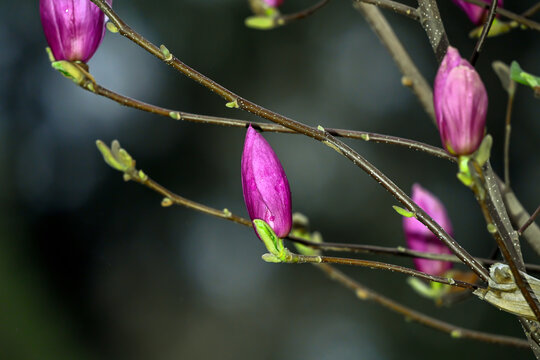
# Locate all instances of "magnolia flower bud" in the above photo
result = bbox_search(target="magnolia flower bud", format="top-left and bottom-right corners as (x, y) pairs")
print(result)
(40, 0), (113, 62)
(241, 125), (292, 238)
(403, 184), (453, 276)
(434, 46), (488, 156)
(452, 0), (503, 25)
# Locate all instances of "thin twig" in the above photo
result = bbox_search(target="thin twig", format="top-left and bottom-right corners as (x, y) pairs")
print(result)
(522, 2), (540, 17)
(519, 207), (540, 236)
(90, 0), (490, 283)
(352, 0), (435, 123)
(127, 170), (251, 227)
(278, 0), (331, 25)
(316, 263), (530, 348)
(123, 167), (477, 290)
(293, 254), (479, 289)
(469, 0), (498, 66)
(355, 0), (419, 21)
(503, 91), (515, 186)
(286, 237), (540, 273)
(91, 84), (453, 161)
(120, 163), (528, 347)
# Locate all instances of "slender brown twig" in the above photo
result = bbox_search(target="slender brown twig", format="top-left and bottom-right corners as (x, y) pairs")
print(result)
(286, 237), (540, 273)
(503, 89), (515, 187)
(99, 149), (528, 347)
(122, 166), (477, 289)
(469, 0), (498, 66)
(292, 254), (478, 289)
(278, 0), (331, 25)
(91, 84), (453, 161)
(519, 206), (540, 236)
(316, 263), (529, 347)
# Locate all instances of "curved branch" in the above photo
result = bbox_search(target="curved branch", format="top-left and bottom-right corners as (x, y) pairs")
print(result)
(91, 84), (453, 161)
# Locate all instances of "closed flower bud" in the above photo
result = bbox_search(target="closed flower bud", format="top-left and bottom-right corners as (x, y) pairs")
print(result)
(452, 0), (503, 25)
(40, 0), (113, 62)
(434, 46), (488, 156)
(403, 184), (453, 276)
(242, 125), (292, 238)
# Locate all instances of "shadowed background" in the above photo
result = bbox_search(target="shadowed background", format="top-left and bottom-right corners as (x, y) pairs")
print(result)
(0, 0), (539, 359)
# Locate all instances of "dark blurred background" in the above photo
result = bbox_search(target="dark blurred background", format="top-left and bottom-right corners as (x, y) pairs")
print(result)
(1, 0), (539, 359)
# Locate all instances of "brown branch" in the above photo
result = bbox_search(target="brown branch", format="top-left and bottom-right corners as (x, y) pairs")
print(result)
(287, 237), (540, 273)
(519, 206), (540, 236)
(472, 162), (540, 321)
(90, 84), (453, 161)
(317, 263), (529, 348)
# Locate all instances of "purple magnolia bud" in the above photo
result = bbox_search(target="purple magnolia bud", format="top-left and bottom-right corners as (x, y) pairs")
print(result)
(264, 0), (284, 7)
(242, 125), (292, 238)
(40, 0), (113, 62)
(433, 46), (488, 156)
(403, 184), (453, 276)
(452, 0), (503, 25)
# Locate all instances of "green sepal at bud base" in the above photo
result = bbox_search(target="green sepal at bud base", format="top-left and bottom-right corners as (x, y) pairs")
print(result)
(96, 140), (136, 173)
(456, 155), (473, 187)
(469, 18), (511, 39)
(245, 16), (277, 30)
(253, 219), (285, 259)
(407, 277), (451, 300)
(51, 60), (96, 92)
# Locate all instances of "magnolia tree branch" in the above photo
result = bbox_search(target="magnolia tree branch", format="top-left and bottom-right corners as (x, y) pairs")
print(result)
(288, 237), (540, 273)
(278, 0), (331, 25)
(119, 163), (476, 289)
(352, 0), (435, 123)
(316, 263), (529, 348)
(472, 162), (540, 321)
(519, 207), (540, 236)
(89, 84), (453, 161)
(498, 180), (540, 255)
(91, 0), (490, 282)
(96, 143), (529, 347)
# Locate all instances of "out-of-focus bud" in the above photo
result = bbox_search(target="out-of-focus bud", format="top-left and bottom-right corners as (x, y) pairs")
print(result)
(452, 0), (503, 25)
(264, 0), (284, 6)
(40, 0), (112, 62)
(242, 125), (292, 238)
(403, 184), (453, 276)
(434, 46), (488, 156)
